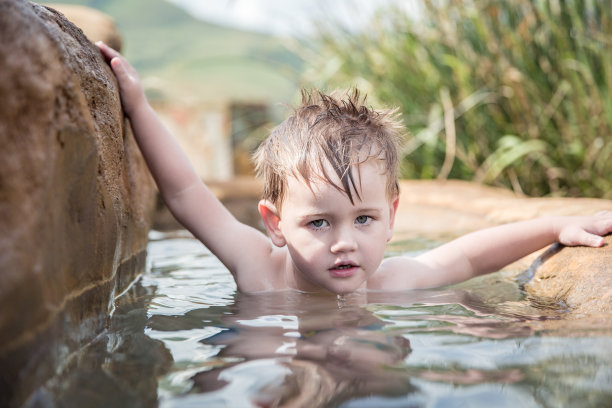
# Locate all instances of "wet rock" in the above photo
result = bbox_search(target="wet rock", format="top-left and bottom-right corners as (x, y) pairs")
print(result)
(0, 1), (155, 407)
(524, 235), (612, 315)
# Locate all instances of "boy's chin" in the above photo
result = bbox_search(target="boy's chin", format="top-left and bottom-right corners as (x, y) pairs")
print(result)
(325, 279), (366, 296)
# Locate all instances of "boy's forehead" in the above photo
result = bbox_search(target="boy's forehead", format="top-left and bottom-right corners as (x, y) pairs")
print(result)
(286, 160), (387, 200)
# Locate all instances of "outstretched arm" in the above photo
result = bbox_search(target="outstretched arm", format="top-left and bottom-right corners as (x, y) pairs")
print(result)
(380, 212), (612, 289)
(96, 42), (275, 283)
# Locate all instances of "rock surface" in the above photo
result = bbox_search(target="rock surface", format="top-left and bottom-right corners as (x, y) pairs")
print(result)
(523, 235), (612, 315)
(0, 1), (155, 407)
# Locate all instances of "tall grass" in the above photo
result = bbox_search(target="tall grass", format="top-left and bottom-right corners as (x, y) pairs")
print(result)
(301, 0), (612, 198)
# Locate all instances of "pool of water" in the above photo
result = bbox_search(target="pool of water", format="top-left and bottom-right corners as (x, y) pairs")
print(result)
(35, 229), (612, 407)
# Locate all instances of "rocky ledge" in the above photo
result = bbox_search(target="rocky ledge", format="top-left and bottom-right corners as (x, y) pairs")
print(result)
(394, 180), (612, 315)
(0, 1), (155, 407)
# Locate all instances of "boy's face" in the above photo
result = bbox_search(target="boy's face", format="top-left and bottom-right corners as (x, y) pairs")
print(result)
(277, 161), (398, 294)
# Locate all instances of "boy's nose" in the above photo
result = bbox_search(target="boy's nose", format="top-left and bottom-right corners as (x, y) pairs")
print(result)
(330, 227), (358, 253)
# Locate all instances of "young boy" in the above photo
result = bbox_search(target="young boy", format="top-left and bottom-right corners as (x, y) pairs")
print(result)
(97, 42), (612, 296)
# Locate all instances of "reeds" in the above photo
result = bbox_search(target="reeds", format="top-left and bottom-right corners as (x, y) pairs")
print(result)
(303, 0), (612, 198)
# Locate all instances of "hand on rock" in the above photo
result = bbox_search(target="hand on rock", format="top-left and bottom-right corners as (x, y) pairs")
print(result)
(96, 41), (146, 117)
(557, 211), (612, 247)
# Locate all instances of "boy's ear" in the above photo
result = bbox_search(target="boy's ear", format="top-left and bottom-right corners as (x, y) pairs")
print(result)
(386, 196), (400, 242)
(258, 200), (286, 247)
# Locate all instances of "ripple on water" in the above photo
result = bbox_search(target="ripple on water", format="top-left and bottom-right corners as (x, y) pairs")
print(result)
(142, 230), (612, 408)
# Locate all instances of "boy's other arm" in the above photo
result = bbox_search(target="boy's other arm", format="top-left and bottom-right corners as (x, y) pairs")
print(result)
(379, 212), (612, 289)
(96, 42), (276, 282)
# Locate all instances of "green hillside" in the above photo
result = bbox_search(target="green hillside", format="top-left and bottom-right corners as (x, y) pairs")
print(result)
(39, 0), (303, 104)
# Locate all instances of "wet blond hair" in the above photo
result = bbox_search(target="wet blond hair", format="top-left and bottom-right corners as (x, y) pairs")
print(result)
(253, 89), (404, 209)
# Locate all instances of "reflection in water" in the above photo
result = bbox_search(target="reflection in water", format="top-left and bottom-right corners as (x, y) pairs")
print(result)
(26, 278), (173, 408)
(145, 231), (612, 407)
(153, 289), (540, 407)
(32, 230), (612, 407)
(144, 231), (612, 408)
(185, 293), (415, 407)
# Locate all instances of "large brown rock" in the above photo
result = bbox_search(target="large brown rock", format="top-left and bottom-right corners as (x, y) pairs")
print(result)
(0, 1), (155, 406)
(524, 235), (612, 315)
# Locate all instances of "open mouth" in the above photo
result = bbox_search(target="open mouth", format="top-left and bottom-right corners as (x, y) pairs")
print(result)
(330, 263), (358, 278)
(335, 264), (353, 270)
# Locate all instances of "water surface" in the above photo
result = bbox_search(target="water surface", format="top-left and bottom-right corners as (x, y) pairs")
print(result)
(35, 230), (612, 407)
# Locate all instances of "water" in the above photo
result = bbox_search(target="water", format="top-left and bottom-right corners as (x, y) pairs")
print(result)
(36, 230), (612, 407)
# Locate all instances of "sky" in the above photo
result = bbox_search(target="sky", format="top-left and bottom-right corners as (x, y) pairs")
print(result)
(166, 0), (419, 36)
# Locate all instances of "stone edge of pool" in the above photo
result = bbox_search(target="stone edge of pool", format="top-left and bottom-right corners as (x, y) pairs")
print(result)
(0, 2), (155, 407)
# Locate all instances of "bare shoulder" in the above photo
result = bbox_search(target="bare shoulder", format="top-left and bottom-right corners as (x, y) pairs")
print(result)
(367, 255), (445, 291)
(229, 230), (290, 292)
(188, 211), (287, 292)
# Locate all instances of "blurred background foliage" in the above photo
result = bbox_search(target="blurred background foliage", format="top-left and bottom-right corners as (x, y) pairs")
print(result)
(40, 0), (612, 197)
(300, 0), (612, 198)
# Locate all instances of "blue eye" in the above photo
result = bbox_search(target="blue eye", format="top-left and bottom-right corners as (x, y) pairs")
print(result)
(355, 215), (370, 224)
(310, 219), (328, 228)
